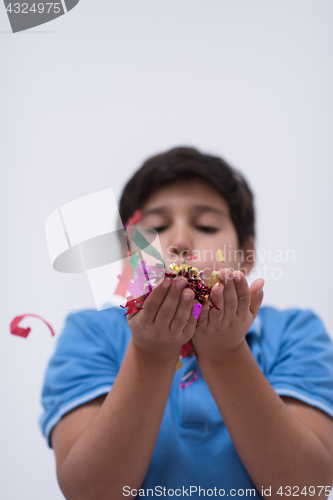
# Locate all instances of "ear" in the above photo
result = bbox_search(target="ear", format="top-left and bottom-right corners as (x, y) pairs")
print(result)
(240, 235), (255, 274)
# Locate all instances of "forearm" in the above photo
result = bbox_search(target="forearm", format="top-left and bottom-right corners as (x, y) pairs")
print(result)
(59, 338), (178, 500)
(198, 341), (333, 498)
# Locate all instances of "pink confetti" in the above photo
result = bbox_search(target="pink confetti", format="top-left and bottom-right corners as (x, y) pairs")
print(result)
(193, 303), (202, 319)
(115, 259), (134, 297)
(179, 370), (198, 389)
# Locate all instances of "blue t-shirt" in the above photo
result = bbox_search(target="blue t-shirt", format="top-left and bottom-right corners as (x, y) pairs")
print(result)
(39, 305), (333, 498)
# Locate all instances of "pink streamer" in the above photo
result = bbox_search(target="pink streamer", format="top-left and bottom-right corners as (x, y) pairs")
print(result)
(10, 314), (55, 338)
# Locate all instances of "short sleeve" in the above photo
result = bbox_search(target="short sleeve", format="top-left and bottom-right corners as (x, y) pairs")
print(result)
(38, 309), (124, 449)
(267, 309), (333, 418)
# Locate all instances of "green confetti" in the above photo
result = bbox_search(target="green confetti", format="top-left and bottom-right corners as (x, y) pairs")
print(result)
(129, 253), (140, 271)
(131, 226), (164, 264)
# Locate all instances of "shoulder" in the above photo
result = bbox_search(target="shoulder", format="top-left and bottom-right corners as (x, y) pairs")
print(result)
(257, 305), (330, 341)
(257, 306), (333, 419)
(56, 305), (131, 360)
(257, 304), (333, 372)
(258, 304), (319, 327)
(39, 305), (131, 448)
(64, 304), (127, 327)
(256, 305), (333, 370)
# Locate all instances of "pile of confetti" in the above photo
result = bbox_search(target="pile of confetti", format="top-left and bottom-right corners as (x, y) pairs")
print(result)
(165, 255), (222, 312)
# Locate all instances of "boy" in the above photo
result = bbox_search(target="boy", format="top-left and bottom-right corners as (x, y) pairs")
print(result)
(39, 147), (333, 500)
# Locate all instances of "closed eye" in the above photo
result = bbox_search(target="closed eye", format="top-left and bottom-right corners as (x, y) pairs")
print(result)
(147, 226), (218, 234)
(148, 226), (168, 233)
(196, 226), (219, 234)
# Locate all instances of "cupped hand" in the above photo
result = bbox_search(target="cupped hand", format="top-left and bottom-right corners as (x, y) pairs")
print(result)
(192, 268), (264, 363)
(126, 276), (197, 362)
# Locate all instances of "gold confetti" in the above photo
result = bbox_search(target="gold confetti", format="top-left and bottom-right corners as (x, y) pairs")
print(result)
(208, 271), (220, 288)
(174, 359), (184, 370)
(217, 248), (225, 262)
(180, 263), (199, 274)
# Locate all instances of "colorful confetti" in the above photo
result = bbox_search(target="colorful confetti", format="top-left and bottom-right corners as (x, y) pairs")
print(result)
(164, 257), (220, 312)
(179, 370), (198, 389)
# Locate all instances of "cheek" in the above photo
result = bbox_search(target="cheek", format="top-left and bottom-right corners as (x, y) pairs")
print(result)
(190, 238), (224, 274)
(210, 234), (240, 267)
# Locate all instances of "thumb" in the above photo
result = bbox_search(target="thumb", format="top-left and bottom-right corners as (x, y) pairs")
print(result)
(249, 279), (265, 317)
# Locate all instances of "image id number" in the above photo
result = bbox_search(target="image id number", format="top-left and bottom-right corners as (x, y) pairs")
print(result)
(277, 486), (332, 496)
(6, 3), (61, 14)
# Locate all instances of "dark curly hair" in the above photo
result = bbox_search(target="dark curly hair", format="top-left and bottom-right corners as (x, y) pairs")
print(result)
(118, 146), (255, 250)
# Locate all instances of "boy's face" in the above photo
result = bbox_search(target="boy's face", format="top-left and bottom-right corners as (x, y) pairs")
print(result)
(139, 179), (255, 281)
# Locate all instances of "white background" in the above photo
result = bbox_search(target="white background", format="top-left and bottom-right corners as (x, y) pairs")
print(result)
(1, 1), (333, 499)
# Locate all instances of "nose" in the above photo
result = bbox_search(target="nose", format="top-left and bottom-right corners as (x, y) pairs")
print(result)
(166, 221), (194, 266)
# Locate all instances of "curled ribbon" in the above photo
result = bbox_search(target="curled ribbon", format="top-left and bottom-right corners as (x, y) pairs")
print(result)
(10, 314), (55, 338)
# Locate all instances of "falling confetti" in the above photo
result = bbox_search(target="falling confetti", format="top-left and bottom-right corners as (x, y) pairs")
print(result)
(218, 248), (225, 262)
(10, 314), (55, 339)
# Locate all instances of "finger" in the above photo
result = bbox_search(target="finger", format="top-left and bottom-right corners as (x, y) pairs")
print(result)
(183, 303), (199, 339)
(218, 268), (238, 318)
(207, 281), (225, 324)
(170, 287), (195, 335)
(232, 271), (251, 317)
(141, 276), (173, 324)
(127, 311), (138, 321)
(196, 301), (211, 329)
(154, 276), (188, 328)
(249, 279), (265, 317)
